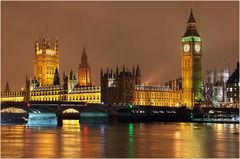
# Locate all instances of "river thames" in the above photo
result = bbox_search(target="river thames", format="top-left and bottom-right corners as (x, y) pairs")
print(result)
(1, 121), (239, 158)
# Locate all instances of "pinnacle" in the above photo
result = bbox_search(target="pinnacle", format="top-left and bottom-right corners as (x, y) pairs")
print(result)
(187, 9), (196, 23)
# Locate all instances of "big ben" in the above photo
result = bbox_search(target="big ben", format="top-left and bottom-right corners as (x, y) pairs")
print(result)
(181, 9), (202, 107)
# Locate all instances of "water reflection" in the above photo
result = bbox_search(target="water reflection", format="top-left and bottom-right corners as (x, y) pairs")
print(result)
(1, 121), (239, 158)
(1, 125), (25, 158)
(99, 124), (106, 157)
(173, 123), (205, 157)
(61, 120), (82, 158)
(128, 123), (134, 157)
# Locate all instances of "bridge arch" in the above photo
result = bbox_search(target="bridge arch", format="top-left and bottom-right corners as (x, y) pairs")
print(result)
(62, 108), (80, 114)
(1, 102), (58, 125)
(80, 106), (108, 119)
(60, 107), (81, 120)
(1, 107), (28, 114)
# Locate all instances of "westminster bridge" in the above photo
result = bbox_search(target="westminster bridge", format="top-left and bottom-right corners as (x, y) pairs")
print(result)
(1, 101), (239, 125)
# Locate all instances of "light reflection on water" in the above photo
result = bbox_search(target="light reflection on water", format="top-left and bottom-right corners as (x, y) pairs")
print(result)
(1, 121), (239, 158)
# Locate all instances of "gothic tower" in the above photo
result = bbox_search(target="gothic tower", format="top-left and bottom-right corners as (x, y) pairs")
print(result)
(78, 45), (91, 87)
(53, 68), (60, 85)
(34, 36), (59, 86)
(135, 64), (141, 85)
(181, 9), (202, 107)
(4, 82), (10, 92)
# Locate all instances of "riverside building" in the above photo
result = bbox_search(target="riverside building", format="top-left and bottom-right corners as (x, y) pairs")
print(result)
(101, 10), (203, 108)
(1, 37), (100, 104)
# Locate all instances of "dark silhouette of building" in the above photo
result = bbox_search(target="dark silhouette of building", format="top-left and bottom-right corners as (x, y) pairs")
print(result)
(227, 62), (239, 107)
(101, 65), (141, 105)
(4, 82), (10, 92)
(53, 68), (60, 85)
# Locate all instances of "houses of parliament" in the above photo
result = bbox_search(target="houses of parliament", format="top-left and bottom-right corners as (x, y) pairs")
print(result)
(1, 10), (238, 108)
(2, 36), (101, 104)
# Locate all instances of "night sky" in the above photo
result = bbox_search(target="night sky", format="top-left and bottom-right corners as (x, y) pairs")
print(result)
(2, 1), (239, 90)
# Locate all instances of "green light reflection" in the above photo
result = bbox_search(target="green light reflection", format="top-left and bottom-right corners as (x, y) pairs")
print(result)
(128, 123), (134, 157)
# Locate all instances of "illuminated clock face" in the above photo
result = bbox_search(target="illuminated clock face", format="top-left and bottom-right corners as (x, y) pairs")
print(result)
(183, 44), (190, 52)
(194, 43), (201, 53)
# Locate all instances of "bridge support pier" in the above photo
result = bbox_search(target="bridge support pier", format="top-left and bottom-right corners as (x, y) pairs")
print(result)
(57, 114), (63, 126)
(27, 113), (58, 126)
(57, 105), (63, 126)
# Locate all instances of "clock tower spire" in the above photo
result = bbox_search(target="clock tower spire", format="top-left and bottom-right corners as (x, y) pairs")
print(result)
(181, 9), (202, 107)
(184, 9), (200, 37)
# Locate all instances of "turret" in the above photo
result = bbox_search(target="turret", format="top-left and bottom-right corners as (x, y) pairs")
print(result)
(136, 64), (141, 77)
(63, 72), (68, 89)
(53, 68), (60, 85)
(63, 72), (66, 83)
(116, 66), (119, 76)
(35, 39), (39, 53)
(110, 69), (113, 77)
(4, 82), (10, 92)
(135, 64), (141, 85)
(172, 80), (178, 91)
(122, 65), (126, 77)
(106, 67), (109, 77)
(54, 38), (59, 52)
(132, 66), (136, 77)
(70, 70), (73, 80)
(100, 68), (103, 77)
(42, 37), (47, 51)
(46, 38), (51, 49)
(67, 70), (77, 91)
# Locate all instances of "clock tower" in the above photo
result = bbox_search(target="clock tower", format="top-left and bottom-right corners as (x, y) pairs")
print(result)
(181, 9), (202, 107)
